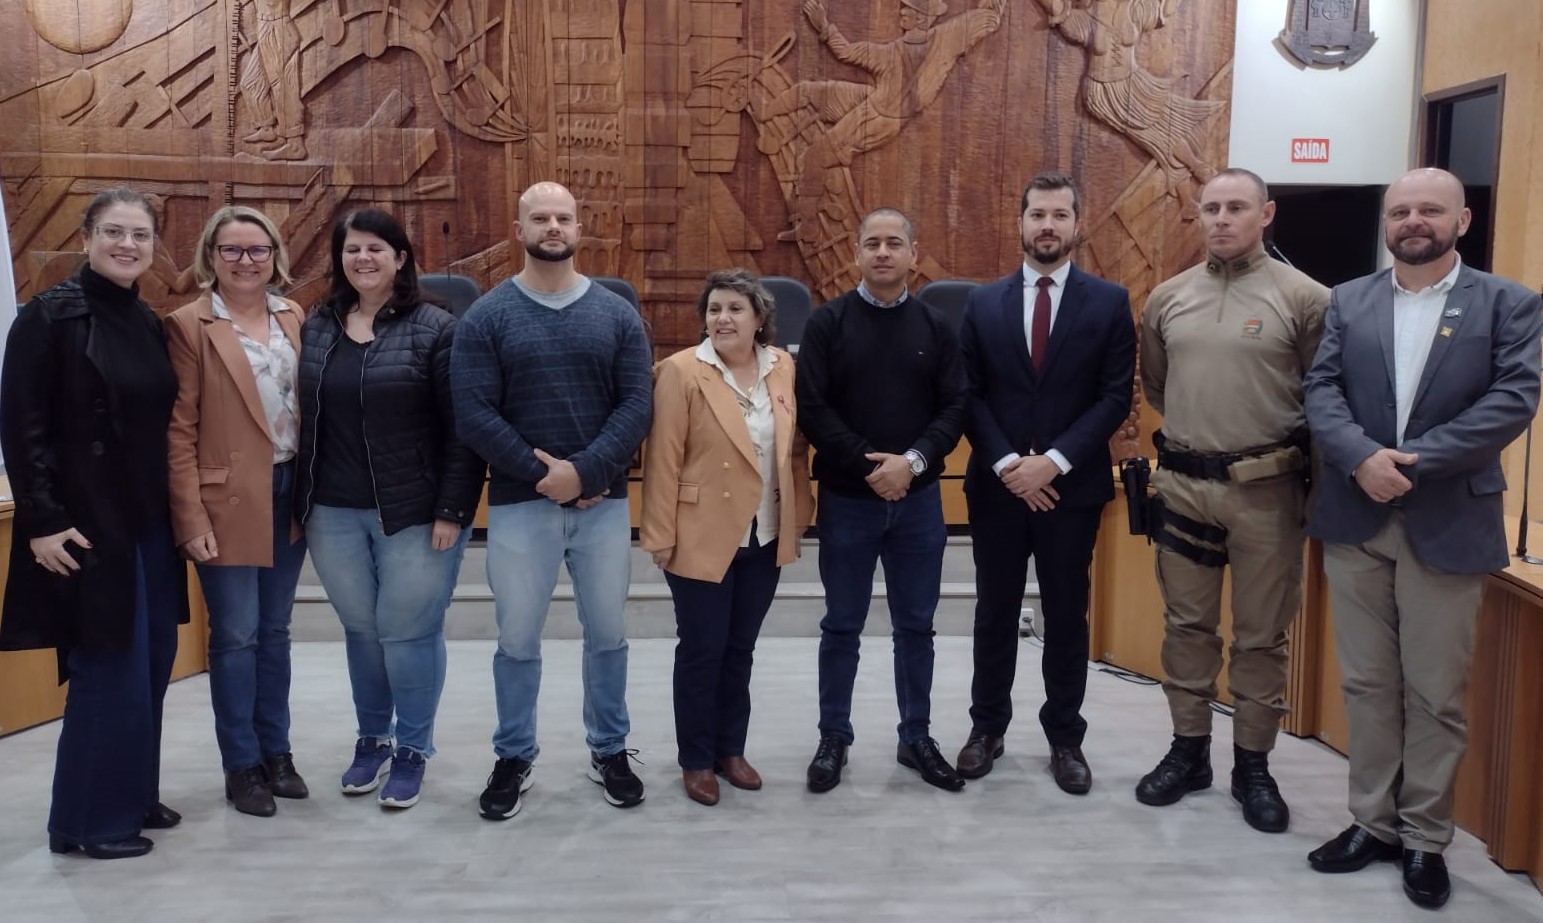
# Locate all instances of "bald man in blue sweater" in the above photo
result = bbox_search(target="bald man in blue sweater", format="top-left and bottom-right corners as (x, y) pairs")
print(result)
(453, 182), (652, 819)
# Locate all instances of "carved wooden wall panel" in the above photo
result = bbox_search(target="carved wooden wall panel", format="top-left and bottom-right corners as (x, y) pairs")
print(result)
(2, 1), (1237, 457)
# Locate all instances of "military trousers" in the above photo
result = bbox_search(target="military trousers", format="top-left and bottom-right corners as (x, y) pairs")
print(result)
(1151, 468), (1305, 752)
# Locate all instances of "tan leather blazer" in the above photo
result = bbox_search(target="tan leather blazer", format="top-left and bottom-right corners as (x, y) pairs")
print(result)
(641, 345), (814, 582)
(165, 292), (304, 566)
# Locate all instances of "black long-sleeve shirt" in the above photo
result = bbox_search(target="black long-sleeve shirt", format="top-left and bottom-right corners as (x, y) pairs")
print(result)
(794, 289), (966, 497)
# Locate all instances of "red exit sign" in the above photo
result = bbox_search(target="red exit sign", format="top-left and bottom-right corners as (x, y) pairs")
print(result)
(1291, 138), (1331, 163)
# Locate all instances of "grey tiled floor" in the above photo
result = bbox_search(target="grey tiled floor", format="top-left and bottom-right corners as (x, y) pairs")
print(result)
(1, 638), (1540, 922)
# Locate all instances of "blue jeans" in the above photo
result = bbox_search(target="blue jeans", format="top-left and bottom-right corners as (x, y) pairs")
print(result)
(306, 506), (470, 757)
(197, 462), (307, 771)
(816, 482), (945, 745)
(487, 498), (632, 762)
(50, 519), (181, 845)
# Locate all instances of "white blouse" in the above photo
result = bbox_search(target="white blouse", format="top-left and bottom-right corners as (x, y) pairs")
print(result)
(696, 339), (780, 547)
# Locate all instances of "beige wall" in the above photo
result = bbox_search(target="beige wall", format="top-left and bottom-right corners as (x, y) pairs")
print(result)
(1423, 0), (1543, 519)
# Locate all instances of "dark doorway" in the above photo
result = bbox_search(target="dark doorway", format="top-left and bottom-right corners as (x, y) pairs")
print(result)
(1267, 185), (1383, 288)
(1424, 77), (1503, 272)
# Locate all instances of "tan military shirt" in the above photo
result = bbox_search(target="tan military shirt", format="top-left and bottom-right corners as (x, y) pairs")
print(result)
(1141, 247), (1330, 454)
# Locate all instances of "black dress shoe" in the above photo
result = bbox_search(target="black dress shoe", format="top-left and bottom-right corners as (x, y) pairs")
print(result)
(807, 736), (848, 793)
(956, 732), (1004, 780)
(1403, 849), (1451, 909)
(141, 803), (182, 830)
(897, 738), (966, 792)
(262, 752), (310, 799)
(1135, 734), (1212, 806)
(226, 766), (277, 817)
(1048, 745), (1092, 795)
(1231, 745), (1289, 833)
(1308, 824), (1401, 873)
(49, 834), (154, 860)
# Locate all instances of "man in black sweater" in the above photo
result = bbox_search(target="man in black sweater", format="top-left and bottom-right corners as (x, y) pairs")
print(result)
(795, 207), (968, 793)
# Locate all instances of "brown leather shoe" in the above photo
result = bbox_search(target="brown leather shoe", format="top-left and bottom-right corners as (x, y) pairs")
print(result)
(956, 733), (1004, 780)
(714, 756), (763, 791)
(682, 769), (719, 806)
(1049, 745), (1092, 795)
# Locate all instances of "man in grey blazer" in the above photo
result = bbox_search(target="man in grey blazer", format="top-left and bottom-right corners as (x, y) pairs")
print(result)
(1303, 168), (1542, 910)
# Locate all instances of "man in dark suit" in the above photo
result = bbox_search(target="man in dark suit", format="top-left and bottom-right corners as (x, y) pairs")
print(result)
(953, 172), (1136, 793)
(1303, 168), (1542, 910)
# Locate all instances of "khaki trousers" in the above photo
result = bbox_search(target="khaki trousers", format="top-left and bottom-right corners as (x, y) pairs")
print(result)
(1323, 513), (1484, 852)
(1152, 468), (1305, 751)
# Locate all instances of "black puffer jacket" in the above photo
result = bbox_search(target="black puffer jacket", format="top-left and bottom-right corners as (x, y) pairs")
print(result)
(295, 300), (485, 534)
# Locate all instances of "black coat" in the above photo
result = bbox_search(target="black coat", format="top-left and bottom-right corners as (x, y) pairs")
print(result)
(1, 273), (190, 654)
(294, 300), (485, 534)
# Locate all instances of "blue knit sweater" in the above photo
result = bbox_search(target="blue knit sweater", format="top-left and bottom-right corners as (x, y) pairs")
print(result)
(451, 278), (652, 504)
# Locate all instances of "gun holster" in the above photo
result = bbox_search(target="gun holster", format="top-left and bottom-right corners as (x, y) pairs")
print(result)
(1120, 456), (1154, 537)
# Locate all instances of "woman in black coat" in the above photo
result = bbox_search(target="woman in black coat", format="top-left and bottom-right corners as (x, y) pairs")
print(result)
(0, 188), (190, 859)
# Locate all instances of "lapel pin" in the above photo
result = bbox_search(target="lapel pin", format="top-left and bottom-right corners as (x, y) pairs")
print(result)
(1439, 326), (1453, 338)
(1442, 306), (1463, 318)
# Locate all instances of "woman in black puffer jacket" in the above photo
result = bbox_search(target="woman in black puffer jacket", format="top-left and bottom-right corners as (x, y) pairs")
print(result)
(295, 207), (485, 809)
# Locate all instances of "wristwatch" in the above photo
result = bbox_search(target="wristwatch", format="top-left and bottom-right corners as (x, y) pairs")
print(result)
(903, 449), (927, 476)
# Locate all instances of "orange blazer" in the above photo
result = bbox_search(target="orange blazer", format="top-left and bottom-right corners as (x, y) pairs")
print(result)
(641, 345), (814, 583)
(165, 292), (303, 567)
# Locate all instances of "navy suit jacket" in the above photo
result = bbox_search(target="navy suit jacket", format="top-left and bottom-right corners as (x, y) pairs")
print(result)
(1304, 264), (1542, 573)
(959, 264), (1137, 509)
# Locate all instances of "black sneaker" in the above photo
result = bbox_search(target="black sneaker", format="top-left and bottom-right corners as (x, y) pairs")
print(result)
(479, 757), (534, 820)
(588, 749), (645, 808)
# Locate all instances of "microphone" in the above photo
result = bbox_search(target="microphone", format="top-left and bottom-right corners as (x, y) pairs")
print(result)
(1519, 288), (1543, 564)
(441, 221), (451, 278)
(1265, 239), (1295, 267)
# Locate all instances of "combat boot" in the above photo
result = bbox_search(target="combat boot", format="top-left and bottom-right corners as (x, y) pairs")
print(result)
(1135, 734), (1212, 806)
(1232, 745), (1290, 833)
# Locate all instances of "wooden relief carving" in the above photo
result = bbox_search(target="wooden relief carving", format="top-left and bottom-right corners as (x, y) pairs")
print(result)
(3, 0), (1236, 458)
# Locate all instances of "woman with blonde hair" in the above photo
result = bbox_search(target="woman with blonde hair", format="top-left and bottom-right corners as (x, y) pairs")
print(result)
(166, 205), (309, 817)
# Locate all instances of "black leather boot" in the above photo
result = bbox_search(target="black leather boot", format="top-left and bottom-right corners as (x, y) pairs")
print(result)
(1232, 745), (1289, 833)
(1135, 734), (1212, 806)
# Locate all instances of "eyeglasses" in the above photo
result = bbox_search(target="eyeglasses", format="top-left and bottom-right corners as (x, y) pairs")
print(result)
(94, 225), (154, 245)
(215, 245), (275, 263)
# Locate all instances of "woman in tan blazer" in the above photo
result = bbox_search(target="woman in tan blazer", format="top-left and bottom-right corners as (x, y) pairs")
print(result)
(641, 268), (814, 806)
(166, 206), (309, 818)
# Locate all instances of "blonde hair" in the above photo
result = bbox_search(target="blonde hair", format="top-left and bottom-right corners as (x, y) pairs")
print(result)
(191, 205), (293, 290)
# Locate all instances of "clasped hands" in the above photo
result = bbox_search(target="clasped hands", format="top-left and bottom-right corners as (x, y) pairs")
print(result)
(865, 452), (913, 501)
(1353, 448), (1419, 504)
(533, 448), (609, 509)
(1001, 454), (1061, 511)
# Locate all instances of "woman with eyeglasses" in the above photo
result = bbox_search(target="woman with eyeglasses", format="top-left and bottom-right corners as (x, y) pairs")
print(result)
(294, 208), (483, 809)
(165, 205), (310, 817)
(1, 188), (189, 859)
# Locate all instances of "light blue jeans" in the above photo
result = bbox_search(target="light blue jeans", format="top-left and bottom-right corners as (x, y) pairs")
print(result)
(306, 506), (470, 757)
(198, 462), (307, 771)
(487, 498), (632, 762)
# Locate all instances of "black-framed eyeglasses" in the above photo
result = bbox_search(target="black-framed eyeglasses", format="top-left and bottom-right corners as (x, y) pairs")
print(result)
(215, 245), (275, 263)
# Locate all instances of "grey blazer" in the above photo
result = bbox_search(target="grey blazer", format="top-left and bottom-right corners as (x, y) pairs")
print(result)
(1304, 264), (1542, 574)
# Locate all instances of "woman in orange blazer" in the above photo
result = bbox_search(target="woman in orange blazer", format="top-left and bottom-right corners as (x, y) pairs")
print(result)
(641, 268), (814, 806)
(165, 206), (309, 818)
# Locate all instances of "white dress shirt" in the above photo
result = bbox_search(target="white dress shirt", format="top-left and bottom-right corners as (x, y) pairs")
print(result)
(1391, 258), (1462, 444)
(697, 339), (780, 547)
(993, 260), (1074, 477)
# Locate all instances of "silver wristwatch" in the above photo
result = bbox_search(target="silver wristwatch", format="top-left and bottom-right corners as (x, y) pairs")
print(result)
(903, 449), (927, 476)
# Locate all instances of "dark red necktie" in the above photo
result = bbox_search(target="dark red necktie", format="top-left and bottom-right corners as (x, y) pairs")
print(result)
(1031, 276), (1052, 374)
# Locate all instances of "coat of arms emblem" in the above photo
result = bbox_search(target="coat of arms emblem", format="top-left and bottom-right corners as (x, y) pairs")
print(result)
(1279, 0), (1377, 68)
